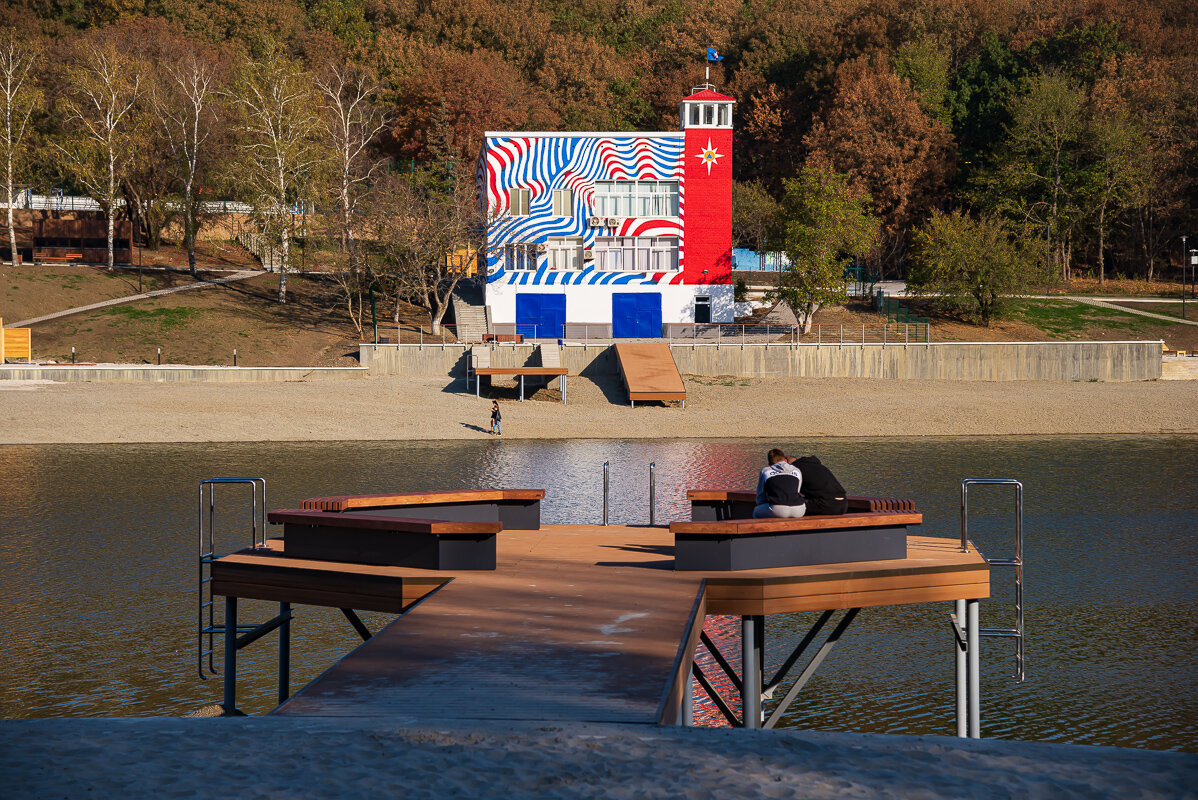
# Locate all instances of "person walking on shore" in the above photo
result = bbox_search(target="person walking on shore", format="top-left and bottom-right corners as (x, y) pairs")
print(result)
(490, 400), (502, 435)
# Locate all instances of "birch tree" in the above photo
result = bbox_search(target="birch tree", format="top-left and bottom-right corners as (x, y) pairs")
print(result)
(55, 42), (142, 269)
(314, 63), (387, 331)
(227, 47), (323, 303)
(0, 32), (40, 267)
(153, 53), (219, 277)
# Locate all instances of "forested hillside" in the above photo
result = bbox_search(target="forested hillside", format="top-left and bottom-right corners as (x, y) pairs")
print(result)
(3, 0), (1196, 281)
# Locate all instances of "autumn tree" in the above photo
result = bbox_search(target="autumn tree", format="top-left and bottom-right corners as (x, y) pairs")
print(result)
(803, 53), (955, 271)
(367, 169), (481, 333)
(152, 49), (222, 277)
(908, 209), (1035, 325)
(0, 31), (40, 266)
(314, 61), (388, 336)
(226, 45), (325, 303)
(976, 70), (1088, 282)
(774, 166), (879, 333)
(55, 40), (143, 269)
(1084, 105), (1149, 284)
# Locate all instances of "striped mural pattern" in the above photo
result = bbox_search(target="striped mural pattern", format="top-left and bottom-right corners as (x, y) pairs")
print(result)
(482, 134), (686, 286)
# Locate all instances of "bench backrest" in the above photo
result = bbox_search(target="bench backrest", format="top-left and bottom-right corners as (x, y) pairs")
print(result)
(687, 489), (915, 513)
(268, 508), (501, 534)
(300, 488), (545, 512)
(671, 510), (922, 536)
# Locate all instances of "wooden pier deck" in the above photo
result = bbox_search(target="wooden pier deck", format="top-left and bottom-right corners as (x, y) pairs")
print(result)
(613, 342), (686, 405)
(215, 525), (990, 725)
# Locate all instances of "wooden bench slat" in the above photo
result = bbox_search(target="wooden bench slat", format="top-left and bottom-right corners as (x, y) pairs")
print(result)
(687, 489), (916, 513)
(671, 511), (922, 536)
(268, 508), (501, 535)
(473, 367), (568, 376)
(301, 489), (545, 512)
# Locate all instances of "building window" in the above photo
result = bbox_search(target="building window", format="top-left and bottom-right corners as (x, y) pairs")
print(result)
(593, 181), (679, 218)
(718, 104), (730, 126)
(703, 104), (715, 125)
(552, 189), (573, 217)
(509, 188), (530, 216)
(546, 237), (583, 270)
(504, 243), (537, 270)
(689, 104), (700, 125)
(594, 236), (679, 272)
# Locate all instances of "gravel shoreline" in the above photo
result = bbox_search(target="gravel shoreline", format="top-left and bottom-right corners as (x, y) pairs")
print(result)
(3, 718), (1194, 799)
(0, 374), (1194, 444)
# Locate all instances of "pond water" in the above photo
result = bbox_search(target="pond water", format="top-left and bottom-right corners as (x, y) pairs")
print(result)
(0, 436), (1194, 751)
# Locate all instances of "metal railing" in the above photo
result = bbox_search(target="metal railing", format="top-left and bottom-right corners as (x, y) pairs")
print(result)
(197, 477), (266, 680)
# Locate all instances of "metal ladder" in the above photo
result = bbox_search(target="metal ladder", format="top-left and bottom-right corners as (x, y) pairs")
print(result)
(197, 477), (267, 680)
(953, 478), (1025, 738)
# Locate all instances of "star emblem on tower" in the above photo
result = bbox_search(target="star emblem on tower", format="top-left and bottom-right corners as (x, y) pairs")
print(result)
(695, 138), (722, 175)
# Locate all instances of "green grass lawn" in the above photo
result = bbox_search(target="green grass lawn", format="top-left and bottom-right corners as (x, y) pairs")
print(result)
(1007, 299), (1163, 338)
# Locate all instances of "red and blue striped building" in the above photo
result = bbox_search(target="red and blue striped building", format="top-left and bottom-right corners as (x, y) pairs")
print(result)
(478, 89), (735, 338)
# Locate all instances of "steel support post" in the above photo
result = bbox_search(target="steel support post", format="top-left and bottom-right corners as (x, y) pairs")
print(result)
(955, 598), (967, 737)
(278, 601), (291, 705)
(562, 375), (567, 405)
(223, 596), (237, 714)
(968, 598), (981, 737)
(741, 615), (763, 729)
(520, 375), (524, 402)
(682, 673), (694, 726)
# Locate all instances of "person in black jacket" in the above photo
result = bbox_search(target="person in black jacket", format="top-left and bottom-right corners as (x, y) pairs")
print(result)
(790, 455), (848, 515)
(753, 448), (806, 518)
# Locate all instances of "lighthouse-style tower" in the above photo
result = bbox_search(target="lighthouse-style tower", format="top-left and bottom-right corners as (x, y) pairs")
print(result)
(679, 89), (736, 297)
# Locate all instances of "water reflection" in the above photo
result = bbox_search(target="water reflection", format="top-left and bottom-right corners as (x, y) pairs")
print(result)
(0, 436), (1194, 751)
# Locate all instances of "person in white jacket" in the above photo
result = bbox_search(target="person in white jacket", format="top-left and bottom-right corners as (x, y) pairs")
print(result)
(753, 448), (806, 518)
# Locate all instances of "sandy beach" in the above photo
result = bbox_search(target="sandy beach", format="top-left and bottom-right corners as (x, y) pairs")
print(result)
(3, 718), (1194, 799)
(0, 374), (1195, 444)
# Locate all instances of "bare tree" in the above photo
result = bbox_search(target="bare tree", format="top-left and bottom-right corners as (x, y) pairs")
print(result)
(153, 52), (219, 277)
(55, 41), (142, 270)
(368, 170), (481, 333)
(226, 46), (324, 303)
(314, 62), (387, 255)
(0, 31), (40, 267)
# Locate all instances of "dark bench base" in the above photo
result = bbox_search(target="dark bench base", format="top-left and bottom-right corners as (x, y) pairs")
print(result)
(675, 525), (908, 571)
(283, 522), (497, 570)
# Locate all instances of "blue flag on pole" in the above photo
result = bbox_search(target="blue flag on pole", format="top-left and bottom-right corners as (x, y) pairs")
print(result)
(706, 47), (722, 62)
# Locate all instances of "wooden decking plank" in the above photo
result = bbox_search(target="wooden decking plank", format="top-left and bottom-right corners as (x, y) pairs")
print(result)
(275, 526), (704, 723)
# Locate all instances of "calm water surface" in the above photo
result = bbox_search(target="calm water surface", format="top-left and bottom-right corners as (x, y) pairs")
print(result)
(0, 436), (1194, 751)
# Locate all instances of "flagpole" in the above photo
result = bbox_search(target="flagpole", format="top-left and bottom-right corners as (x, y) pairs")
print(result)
(705, 62), (709, 84)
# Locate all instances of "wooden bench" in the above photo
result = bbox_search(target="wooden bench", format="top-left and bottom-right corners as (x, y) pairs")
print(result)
(484, 334), (524, 343)
(671, 510), (921, 571)
(300, 489), (545, 530)
(474, 366), (569, 402)
(268, 508), (502, 570)
(33, 250), (83, 263)
(687, 489), (915, 521)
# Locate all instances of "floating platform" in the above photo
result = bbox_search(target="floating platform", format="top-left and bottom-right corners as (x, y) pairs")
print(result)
(613, 342), (686, 406)
(209, 526), (989, 725)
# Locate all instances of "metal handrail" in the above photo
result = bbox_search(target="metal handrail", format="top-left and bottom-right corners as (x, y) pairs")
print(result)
(197, 477), (266, 679)
(961, 478), (1025, 682)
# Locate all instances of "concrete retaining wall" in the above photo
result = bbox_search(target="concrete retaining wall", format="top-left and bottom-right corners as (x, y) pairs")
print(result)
(0, 365), (368, 382)
(361, 340), (1162, 382)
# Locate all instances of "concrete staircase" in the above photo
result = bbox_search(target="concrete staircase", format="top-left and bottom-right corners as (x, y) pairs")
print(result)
(538, 342), (561, 369)
(451, 284), (489, 343)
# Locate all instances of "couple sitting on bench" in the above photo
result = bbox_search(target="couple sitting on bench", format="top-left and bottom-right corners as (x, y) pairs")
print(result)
(753, 448), (848, 519)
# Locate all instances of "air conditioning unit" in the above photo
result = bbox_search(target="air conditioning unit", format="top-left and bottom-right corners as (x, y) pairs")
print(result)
(583, 251), (595, 261)
(535, 242), (548, 253)
(605, 217), (620, 228)
(588, 216), (604, 227)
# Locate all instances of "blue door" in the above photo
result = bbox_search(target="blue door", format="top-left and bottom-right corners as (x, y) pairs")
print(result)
(515, 294), (566, 339)
(612, 293), (662, 338)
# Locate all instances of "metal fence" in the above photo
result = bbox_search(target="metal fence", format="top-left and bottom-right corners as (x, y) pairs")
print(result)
(373, 321), (932, 346)
(2, 192), (262, 215)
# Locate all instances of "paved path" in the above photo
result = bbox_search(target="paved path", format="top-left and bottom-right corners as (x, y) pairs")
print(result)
(1058, 295), (1198, 327)
(5, 269), (264, 328)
